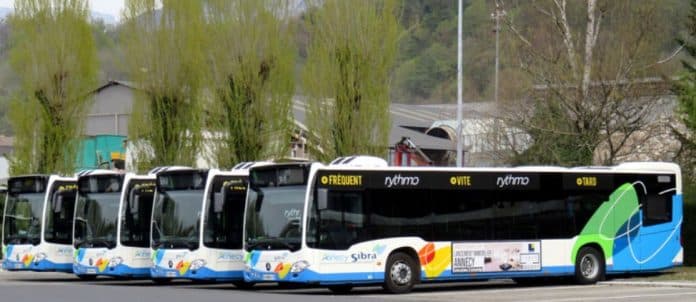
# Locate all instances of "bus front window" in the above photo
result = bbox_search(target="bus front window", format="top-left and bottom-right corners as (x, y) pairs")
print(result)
(151, 190), (202, 250)
(244, 186), (305, 252)
(3, 193), (44, 245)
(74, 192), (120, 249)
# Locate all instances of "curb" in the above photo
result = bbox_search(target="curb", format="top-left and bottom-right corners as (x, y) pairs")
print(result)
(601, 280), (696, 288)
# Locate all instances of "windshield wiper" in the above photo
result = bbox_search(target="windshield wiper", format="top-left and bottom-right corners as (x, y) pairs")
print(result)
(153, 239), (198, 250)
(77, 238), (116, 249)
(246, 238), (296, 251)
(5, 235), (37, 245)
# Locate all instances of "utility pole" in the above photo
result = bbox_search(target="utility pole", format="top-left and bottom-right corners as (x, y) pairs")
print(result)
(490, 2), (506, 161)
(456, 0), (464, 167)
(492, 2), (506, 105)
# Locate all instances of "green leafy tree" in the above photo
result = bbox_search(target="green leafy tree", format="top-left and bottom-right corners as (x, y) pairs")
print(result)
(121, 0), (207, 170)
(8, 0), (98, 174)
(206, 0), (295, 167)
(303, 0), (400, 161)
(675, 0), (696, 181)
(500, 0), (679, 166)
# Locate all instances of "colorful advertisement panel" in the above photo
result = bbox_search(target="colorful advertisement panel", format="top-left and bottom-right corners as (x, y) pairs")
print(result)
(452, 241), (541, 273)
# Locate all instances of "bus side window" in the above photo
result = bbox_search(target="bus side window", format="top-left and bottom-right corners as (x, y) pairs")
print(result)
(643, 193), (672, 226)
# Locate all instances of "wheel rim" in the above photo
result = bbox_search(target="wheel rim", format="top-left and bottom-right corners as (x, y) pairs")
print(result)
(390, 260), (412, 286)
(580, 253), (599, 279)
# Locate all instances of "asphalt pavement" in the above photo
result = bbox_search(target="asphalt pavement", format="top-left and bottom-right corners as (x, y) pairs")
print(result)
(2, 270), (696, 302)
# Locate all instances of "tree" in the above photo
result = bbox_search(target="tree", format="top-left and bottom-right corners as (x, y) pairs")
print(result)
(206, 0), (295, 167)
(674, 0), (696, 180)
(499, 0), (679, 166)
(303, 0), (400, 161)
(121, 0), (207, 170)
(8, 0), (98, 174)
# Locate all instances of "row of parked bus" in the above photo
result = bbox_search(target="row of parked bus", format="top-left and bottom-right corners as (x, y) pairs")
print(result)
(0, 156), (685, 294)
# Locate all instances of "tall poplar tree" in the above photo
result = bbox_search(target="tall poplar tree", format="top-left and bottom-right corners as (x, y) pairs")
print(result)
(8, 0), (98, 174)
(121, 0), (207, 170)
(206, 0), (295, 167)
(303, 0), (400, 161)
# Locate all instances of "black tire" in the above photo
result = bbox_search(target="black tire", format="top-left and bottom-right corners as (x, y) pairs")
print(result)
(575, 246), (605, 284)
(327, 285), (353, 294)
(232, 281), (255, 289)
(383, 252), (418, 294)
(151, 278), (172, 285)
(77, 274), (98, 281)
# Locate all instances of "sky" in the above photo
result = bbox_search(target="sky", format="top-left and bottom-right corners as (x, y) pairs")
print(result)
(0, 0), (125, 20)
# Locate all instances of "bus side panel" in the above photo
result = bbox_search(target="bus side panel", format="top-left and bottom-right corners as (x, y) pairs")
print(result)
(572, 182), (681, 274)
(636, 194), (682, 271)
(572, 183), (640, 272)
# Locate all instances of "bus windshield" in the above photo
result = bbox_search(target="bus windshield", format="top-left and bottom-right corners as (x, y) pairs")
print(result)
(151, 190), (202, 250)
(74, 192), (120, 249)
(244, 186), (305, 252)
(3, 193), (44, 245)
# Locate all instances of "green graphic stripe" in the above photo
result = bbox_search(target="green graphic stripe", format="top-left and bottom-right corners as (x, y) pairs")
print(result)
(571, 183), (639, 262)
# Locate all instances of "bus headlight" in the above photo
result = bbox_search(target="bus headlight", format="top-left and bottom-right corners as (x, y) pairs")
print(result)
(108, 257), (123, 268)
(189, 259), (206, 271)
(290, 260), (310, 274)
(34, 253), (47, 263)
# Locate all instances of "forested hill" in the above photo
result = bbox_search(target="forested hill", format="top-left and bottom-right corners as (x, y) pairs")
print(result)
(391, 0), (689, 104)
(0, 0), (690, 135)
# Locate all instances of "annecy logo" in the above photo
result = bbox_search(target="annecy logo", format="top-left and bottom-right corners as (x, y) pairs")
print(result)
(384, 174), (420, 188)
(496, 175), (530, 188)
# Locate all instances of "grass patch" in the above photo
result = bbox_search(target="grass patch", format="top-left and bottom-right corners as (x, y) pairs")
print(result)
(625, 266), (696, 281)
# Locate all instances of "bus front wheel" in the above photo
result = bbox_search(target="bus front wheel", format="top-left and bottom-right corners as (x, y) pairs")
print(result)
(327, 284), (353, 294)
(152, 278), (172, 285)
(575, 246), (605, 284)
(77, 274), (97, 281)
(232, 281), (255, 289)
(383, 252), (417, 294)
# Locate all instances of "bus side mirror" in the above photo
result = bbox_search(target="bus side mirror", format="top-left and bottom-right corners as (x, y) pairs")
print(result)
(53, 195), (63, 213)
(317, 189), (328, 210)
(215, 191), (225, 213)
(131, 195), (140, 214)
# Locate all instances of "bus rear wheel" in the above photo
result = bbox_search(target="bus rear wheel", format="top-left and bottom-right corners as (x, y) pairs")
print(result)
(383, 252), (417, 294)
(575, 246), (605, 284)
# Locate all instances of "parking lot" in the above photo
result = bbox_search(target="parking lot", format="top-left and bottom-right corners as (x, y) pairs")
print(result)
(2, 271), (696, 302)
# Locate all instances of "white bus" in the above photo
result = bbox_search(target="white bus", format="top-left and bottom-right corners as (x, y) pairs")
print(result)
(2, 175), (78, 272)
(243, 157), (683, 294)
(72, 170), (156, 279)
(150, 163), (264, 285)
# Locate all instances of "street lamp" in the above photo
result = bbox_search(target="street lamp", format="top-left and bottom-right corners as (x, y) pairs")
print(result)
(456, 0), (463, 167)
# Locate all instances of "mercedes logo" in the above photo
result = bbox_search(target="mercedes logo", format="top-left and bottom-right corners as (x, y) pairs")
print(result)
(265, 262), (271, 271)
(89, 258), (93, 266)
(168, 260), (174, 268)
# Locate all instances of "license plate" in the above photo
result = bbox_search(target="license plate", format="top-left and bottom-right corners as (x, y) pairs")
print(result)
(86, 269), (97, 274)
(166, 271), (177, 277)
(14, 264), (22, 269)
(262, 274), (275, 281)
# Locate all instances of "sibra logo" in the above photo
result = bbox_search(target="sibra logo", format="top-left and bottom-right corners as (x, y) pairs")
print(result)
(350, 252), (377, 262)
(384, 174), (420, 188)
(496, 175), (530, 188)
